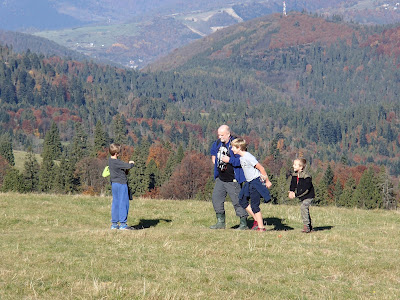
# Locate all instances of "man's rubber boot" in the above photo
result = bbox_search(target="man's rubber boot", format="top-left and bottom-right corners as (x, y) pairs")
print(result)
(210, 213), (226, 229)
(236, 216), (248, 230)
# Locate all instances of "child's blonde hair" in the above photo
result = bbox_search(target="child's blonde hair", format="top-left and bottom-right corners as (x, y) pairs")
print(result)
(295, 158), (307, 169)
(109, 143), (121, 156)
(231, 138), (247, 151)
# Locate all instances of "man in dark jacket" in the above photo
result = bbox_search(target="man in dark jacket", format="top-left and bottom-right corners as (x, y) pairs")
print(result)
(209, 125), (248, 230)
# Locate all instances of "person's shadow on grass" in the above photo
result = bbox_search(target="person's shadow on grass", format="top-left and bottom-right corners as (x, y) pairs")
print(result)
(231, 217), (294, 230)
(133, 219), (171, 230)
(312, 226), (334, 231)
(264, 217), (294, 231)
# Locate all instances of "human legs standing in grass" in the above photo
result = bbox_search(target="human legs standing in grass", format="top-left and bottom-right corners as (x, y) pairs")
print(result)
(111, 182), (130, 228)
(245, 183), (265, 231)
(300, 198), (313, 232)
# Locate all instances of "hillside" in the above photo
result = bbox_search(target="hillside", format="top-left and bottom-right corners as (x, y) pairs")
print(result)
(1, 193), (400, 299)
(145, 13), (359, 72)
(24, 0), (399, 68)
(0, 13), (399, 203)
(0, 30), (90, 62)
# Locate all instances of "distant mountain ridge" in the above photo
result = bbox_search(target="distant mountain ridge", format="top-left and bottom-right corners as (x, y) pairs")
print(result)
(0, 30), (88, 60)
(145, 13), (359, 72)
(0, 30), (119, 66)
(1, 0), (399, 68)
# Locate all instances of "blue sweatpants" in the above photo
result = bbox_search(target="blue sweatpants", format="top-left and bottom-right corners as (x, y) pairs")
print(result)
(111, 182), (130, 226)
(239, 183), (261, 214)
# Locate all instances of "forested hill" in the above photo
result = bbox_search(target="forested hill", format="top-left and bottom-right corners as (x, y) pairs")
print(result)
(141, 13), (400, 174)
(145, 13), (360, 72)
(0, 12), (399, 207)
(0, 30), (119, 66)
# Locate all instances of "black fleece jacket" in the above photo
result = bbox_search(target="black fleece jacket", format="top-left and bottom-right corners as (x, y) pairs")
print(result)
(289, 171), (315, 201)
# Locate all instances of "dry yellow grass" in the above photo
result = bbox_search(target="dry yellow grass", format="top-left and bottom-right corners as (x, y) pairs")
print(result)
(1, 193), (399, 299)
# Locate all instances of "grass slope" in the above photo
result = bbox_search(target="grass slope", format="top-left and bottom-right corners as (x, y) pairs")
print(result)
(1, 193), (399, 299)
(13, 150), (43, 172)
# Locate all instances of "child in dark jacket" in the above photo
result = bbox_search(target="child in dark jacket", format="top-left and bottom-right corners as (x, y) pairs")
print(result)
(288, 158), (315, 233)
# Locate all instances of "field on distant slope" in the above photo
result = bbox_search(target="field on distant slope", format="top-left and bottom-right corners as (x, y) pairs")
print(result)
(1, 193), (399, 299)
(13, 150), (43, 172)
(34, 23), (140, 59)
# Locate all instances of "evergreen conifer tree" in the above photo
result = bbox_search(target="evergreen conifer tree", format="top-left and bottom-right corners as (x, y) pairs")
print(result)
(353, 167), (381, 209)
(323, 164), (334, 187)
(72, 122), (88, 162)
(93, 120), (107, 155)
(333, 179), (343, 206)
(161, 150), (178, 184)
(0, 134), (15, 166)
(2, 168), (24, 192)
(338, 177), (356, 207)
(176, 144), (184, 164)
(147, 159), (160, 190)
(128, 142), (150, 197)
(38, 151), (56, 193)
(113, 114), (127, 145)
(42, 122), (62, 160)
(23, 148), (40, 192)
(276, 167), (290, 205)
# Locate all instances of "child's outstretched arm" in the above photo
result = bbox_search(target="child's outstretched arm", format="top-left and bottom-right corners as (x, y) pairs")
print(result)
(255, 163), (272, 188)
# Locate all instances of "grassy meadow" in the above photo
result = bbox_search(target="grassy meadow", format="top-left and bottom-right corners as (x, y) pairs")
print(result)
(13, 150), (43, 172)
(1, 193), (399, 299)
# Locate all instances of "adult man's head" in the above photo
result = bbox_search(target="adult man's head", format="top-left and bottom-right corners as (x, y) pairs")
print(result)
(218, 125), (231, 143)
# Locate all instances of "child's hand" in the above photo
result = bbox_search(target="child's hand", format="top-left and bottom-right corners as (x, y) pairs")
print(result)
(265, 180), (272, 188)
(129, 161), (134, 164)
(288, 191), (295, 199)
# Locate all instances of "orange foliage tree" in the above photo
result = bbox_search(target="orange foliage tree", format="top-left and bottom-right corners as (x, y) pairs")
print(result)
(147, 142), (171, 169)
(160, 151), (212, 200)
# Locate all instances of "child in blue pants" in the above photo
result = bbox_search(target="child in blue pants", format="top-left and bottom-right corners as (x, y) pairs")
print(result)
(108, 143), (134, 230)
(227, 138), (272, 231)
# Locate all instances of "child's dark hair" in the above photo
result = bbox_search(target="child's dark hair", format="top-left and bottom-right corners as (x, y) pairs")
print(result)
(109, 143), (121, 156)
(231, 138), (247, 151)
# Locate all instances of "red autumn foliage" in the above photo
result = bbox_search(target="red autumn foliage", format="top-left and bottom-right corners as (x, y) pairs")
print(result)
(263, 155), (284, 176)
(159, 151), (212, 199)
(147, 143), (171, 169)
(75, 157), (107, 194)
(387, 111), (396, 123)
(87, 75), (94, 83)
(243, 130), (260, 150)
(143, 187), (160, 199)
(269, 13), (356, 49)
(21, 120), (33, 134)
(364, 27), (400, 58)
(97, 148), (110, 160)
(120, 145), (134, 162)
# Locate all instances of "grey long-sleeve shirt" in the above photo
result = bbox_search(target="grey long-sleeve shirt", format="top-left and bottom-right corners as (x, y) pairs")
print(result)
(108, 157), (134, 184)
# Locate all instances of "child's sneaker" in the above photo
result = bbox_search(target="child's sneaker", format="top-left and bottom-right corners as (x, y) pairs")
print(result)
(110, 224), (119, 229)
(119, 224), (134, 230)
(256, 227), (266, 232)
(251, 221), (258, 230)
